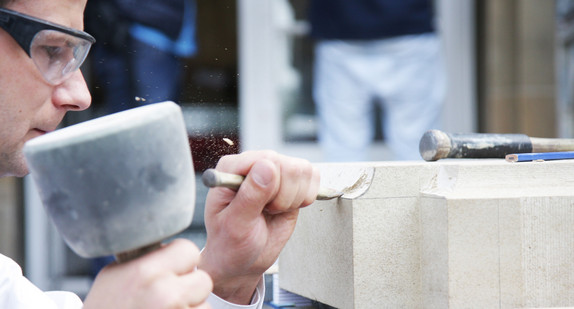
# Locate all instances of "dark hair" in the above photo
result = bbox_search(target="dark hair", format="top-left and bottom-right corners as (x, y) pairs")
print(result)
(0, 0), (14, 8)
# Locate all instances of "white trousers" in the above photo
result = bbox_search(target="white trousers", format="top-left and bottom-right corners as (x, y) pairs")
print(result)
(314, 33), (445, 161)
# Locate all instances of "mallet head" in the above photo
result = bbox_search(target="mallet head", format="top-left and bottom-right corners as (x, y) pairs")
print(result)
(23, 102), (195, 259)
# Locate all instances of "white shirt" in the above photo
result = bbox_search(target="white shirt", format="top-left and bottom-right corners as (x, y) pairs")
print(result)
(0, 254), (264, 308)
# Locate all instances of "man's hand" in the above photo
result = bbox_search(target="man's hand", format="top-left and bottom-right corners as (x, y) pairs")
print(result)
(84, 239), (212, 309)
(199, 150), (320, 304)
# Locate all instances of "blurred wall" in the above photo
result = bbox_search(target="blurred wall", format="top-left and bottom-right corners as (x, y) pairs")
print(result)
(477, 0), (556, 136)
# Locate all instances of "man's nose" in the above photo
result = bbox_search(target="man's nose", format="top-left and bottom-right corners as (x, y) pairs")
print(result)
(51, 70), (92, 111)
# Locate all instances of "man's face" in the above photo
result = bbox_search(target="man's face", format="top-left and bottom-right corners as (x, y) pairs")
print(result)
(0, 0), (91, 177)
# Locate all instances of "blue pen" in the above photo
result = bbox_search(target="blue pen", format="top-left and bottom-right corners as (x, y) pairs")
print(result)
(505, 151), (574, 162)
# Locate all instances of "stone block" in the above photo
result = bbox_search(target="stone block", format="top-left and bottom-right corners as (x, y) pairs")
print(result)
(279, 160), (574, 308)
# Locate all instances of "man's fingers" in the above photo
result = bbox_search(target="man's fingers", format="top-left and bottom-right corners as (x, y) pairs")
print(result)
(147, 242), (213, 307)
(266, 157), (318, 213)
(225, 159), (278, 223)
(299, 164), (321, 207)
(145, 268), (212, 309)
(265, 159), (304, 213)
(214, 151), (320, 215)
(302, 165), (321, 207)
(190, 303), (212, 309)
(141, 239), (201, 275)
(180, 269), (213, 306)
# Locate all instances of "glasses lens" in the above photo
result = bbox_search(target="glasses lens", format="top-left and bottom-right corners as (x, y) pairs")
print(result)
(30, 29), (92, 85)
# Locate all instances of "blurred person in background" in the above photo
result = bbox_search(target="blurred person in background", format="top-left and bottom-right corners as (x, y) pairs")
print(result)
(310, 0), (446, 161)
(85, 0), (197, 114)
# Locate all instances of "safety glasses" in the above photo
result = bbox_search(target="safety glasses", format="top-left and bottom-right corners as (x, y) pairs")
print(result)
(0, 8), (95, 85)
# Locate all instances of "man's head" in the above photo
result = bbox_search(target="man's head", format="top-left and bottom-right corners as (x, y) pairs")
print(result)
(0, 0), (92, 177)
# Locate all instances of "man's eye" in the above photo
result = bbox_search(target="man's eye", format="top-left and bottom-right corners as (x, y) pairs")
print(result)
(41, 45), (62, 59)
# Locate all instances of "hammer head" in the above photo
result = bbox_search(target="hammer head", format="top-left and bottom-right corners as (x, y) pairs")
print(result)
(23, 102), (195, 258)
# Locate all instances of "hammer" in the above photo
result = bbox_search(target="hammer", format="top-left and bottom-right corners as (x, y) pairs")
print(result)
(419, 129), (574, 161)
(23, 102), (196, 262)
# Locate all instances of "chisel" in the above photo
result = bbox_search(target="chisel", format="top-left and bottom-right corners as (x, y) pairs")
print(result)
(419, 129), (574, 161)
(201, 168), (344, 200)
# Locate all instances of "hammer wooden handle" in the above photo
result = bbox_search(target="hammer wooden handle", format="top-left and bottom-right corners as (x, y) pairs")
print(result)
(114, 242), (162, 263)
(419, 129), (574, 161)
(202, 168), (343, 200)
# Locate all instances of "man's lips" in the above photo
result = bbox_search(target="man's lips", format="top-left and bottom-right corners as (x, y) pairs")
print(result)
(33, 124), (59, 134)
(29, 128), (51, 139)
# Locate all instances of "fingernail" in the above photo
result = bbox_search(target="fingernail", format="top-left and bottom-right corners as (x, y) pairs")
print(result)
(251, 162), (273, 187)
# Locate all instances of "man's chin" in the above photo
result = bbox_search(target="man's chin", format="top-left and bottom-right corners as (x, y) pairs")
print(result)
(0, 171), (27, 178)
(0, 155), (31, 178)
(6, 167), (29, 178)
(16, 162), (31, 178)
